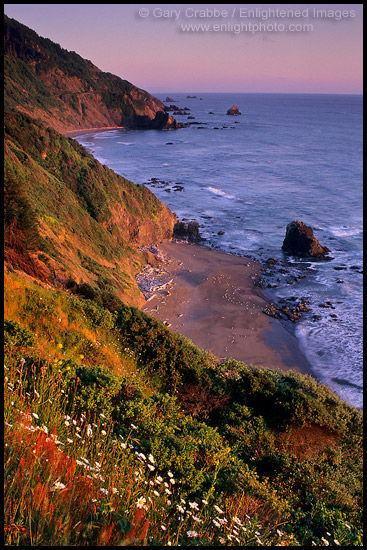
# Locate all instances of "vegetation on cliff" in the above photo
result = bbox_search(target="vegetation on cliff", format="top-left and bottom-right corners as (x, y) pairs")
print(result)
(4, 110), (176, 307)
(4, 15), (179, 132)
(4, 273), (363, 545)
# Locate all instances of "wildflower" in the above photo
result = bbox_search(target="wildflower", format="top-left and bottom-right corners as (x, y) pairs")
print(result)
(334, 540), (340, 546)
(67, 438), (73, 443)
(321, 538), (329, 546)
(64, 420), (70, 426)
(136, 497), (147, 509)
(32, 412), (39, 419)
(86, 425), (93, 438)
(57, 343), (63, 348)
(213, 519), (221, 528)
(100, 488), (108, 494)
(167, 470), (173, 477)
(189, 501), (199, 510)
(187, 531), (198, 538)
(101, 430), (107, 436)
(148, 453), (155, 463)
(148, 464), (155, 471)
(214, 505), (224, 514)
(177, 505), (185, 513)
(100, 413), (106, 419)
(202, 499), (208, 505)
(131, 423), (138, 429)
(153, 490), (160, 497)
(51, 481), (66, 491)
(161, 525), (167, 531)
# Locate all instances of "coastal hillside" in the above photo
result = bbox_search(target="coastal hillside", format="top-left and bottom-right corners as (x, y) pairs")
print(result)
(4, 15), (179, 132)
(4, 14), (363, 547)
(4, 110), (176, 307)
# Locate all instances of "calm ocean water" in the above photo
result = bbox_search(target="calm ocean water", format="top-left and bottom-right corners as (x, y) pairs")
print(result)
(73, 93), (363, 409)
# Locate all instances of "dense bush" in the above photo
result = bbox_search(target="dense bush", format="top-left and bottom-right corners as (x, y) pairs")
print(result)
(115, 305), (215, 392)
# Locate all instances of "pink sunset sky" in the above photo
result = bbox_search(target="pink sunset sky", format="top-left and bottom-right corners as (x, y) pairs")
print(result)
(4, 3), (363, 94)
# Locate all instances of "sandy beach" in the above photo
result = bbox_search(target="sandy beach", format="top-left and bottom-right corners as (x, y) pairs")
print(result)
(64, 126), (124, 138)
(139, 241), (313, 374)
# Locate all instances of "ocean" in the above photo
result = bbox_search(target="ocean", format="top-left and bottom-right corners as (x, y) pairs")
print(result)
(72, 93), (363, 409)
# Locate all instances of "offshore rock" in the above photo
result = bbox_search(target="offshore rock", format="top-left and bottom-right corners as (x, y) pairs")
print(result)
(227, 105), (241, 115)
(282, 220), (331, 258)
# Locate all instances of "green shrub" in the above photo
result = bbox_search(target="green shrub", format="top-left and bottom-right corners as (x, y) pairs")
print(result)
(4, 319), (36, 349)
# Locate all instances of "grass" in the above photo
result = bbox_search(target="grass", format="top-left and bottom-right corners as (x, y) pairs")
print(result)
(3, 271), (363, 546)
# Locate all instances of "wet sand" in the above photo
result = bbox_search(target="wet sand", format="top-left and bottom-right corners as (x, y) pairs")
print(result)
(140, 241), (313, 374)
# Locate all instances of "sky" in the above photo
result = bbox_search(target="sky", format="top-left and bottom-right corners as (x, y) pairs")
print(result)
(4, 4), (363, 94)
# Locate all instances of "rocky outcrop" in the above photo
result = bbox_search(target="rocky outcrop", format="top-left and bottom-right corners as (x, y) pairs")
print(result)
(227, 105), (241, 115)
(165, 96), (175, 102)
(282, 221), (331, 258)
(173, 221), (204, 242)
(133, 111), (181, 130)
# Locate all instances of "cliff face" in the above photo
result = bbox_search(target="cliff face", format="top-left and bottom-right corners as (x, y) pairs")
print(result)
(4, 111), (176, 307)
(4, 15), (179, 132)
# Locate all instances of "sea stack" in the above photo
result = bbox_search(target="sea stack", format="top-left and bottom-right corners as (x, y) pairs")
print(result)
(227, 105), (241, 115)
(282, 220), (331, 258)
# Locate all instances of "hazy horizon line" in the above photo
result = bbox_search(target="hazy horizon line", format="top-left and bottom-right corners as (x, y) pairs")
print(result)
(149, 91), (363, 96)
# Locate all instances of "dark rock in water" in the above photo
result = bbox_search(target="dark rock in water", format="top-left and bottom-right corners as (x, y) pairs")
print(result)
(187, 116), (195, 119)
(173, 221), (204, 242)
(134, 111), (181, 129)
(227, 105), (241, 115)
(282, 220), (330, 258)
(165, 96), (175, 102)
(186, 95), (197, 98)
(218, 230), (225, 235)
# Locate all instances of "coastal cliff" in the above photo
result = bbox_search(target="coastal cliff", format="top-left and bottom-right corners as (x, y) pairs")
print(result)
(4, 15), (179, 132)
(4, 15), (180, 306)
(4, 111), (176, 307)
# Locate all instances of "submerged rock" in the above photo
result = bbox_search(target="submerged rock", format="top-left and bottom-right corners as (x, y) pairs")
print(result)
(282, 220), (331, 258)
